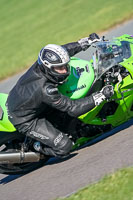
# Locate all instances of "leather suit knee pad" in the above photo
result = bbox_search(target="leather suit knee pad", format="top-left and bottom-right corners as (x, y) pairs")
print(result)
(54, 134), (73, 156)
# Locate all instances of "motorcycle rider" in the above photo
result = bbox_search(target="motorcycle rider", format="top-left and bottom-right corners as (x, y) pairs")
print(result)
(6, 33), (114, 158)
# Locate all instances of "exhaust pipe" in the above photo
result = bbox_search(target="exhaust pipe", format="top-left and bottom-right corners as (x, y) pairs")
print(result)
(0, 151), (43, 164)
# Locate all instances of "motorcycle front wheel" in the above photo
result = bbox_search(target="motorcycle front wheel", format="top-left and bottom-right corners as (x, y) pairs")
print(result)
(0, 131), (49, 175)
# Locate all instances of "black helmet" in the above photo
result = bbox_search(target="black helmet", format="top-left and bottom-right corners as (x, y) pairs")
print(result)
(38, 44), (70, 84)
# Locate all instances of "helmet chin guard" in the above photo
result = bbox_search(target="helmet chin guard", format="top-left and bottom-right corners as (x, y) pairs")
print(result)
(38, 44), (70, 84)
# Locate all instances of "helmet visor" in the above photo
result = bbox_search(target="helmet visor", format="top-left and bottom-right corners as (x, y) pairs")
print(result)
(50, 64), (70, 83)
(51, 64), (70, 75)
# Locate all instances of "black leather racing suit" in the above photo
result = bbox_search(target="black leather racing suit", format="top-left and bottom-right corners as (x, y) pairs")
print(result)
(6, 42), (95, 157)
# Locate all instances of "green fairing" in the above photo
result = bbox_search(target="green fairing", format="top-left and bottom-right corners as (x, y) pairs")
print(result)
(58, 57), (95, 99)
(59, 34), (133, 128)
(0, 93), (16, 132)
(78, 34), (133, 127)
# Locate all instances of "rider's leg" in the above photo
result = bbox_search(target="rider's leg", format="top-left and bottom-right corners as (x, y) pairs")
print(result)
(15, 118), (73, 158)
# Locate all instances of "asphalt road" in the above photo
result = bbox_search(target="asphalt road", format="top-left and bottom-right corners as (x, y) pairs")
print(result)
(0, 19), (133, 200)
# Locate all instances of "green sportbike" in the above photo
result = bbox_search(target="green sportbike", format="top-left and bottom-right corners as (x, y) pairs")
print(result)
(0, 34), (133, 175)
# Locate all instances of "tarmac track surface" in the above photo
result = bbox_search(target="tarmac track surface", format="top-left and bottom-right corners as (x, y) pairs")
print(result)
(0, 19), (133, 200)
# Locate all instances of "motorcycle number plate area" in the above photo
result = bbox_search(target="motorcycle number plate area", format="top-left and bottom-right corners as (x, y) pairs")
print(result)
(0, 106), (4, 120)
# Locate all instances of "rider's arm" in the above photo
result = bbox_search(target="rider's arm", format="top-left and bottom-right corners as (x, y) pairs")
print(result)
(62, 42), (82, 57)
(62, 33), (100, 57)
(42, 83), (114, 117)
(43, 83), (95, 117)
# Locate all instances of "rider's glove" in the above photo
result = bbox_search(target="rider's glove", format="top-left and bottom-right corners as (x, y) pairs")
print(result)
(92, 85), (114, 106)
(78, 33), (100, 50)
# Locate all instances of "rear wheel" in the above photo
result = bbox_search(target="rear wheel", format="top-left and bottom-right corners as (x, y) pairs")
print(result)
(0, 132), (49, 175)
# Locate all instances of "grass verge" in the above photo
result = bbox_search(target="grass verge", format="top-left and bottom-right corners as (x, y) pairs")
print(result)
(58, 167), (133, 200)
(0, 0), (133, 80)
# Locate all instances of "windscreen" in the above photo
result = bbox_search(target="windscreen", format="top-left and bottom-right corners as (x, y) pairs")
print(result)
(93, 40), (131, 80)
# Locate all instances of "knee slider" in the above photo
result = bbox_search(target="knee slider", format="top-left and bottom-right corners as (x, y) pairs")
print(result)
(55, 135), (73, 156)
